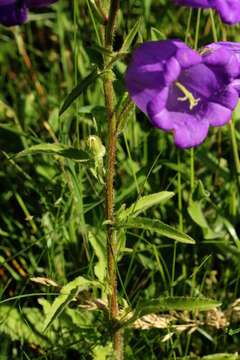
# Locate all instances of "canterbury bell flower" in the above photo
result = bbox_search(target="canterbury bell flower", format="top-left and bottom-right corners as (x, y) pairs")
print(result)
(125, 40), (240, 148)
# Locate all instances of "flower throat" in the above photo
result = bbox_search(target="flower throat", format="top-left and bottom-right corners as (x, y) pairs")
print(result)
(174, 81), (200, 110)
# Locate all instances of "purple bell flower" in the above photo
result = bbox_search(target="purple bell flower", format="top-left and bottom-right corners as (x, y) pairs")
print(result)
(172, 0), (240, 25)
(0, 0), (57, 26)
(125, 40), (240, 149)
(205, 41), (240, 95)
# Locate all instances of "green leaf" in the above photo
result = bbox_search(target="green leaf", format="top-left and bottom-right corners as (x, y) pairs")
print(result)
(188, 200), (209, 229)
(120, 17), (142, 53)
(222, 218), (240, 250)
(187, 181), (223, 239)
(177, 354), (239, 360)
(150, 27), (166, 40)
(93, 343), (114, 360)
(116, 92), (135, 133)
(122, 297), (221, 327)
(91, 43), (113, 56)
(197, 149), (230, 180)
(0, 305), (51, 347)
(42, 276), (99, 332)
(117, 216), (195, 244)
(118, 191), (175, 220)
(59, 67), (101, 116)
(15, 143), (90, 162)
(88, 0), (106, 25)
(88, 231), (107, 282)
(202, 354), (239, 360)
(136, 296), (221, 316)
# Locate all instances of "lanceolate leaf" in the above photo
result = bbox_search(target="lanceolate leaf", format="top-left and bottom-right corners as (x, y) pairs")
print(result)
(91, 43), (113, 56)
(122, 297), (221, 328)
(42, 276), (99, 332)
(116, 92), (135, 133)
(120, 17), (142, 53)
(117, 216), (195, 244)
(15, 143), (90, 162)
(201, 354), (239, 360)
(135, 297), (221, 316)
(150, 27), (167, 41)
(118, 191), (175, 220)
(88, 231), (107, 282)
(59, 67), (101, 116)
(88, 0), (107, 25)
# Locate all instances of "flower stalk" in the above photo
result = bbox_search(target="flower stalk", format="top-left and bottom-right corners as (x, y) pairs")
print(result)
(103, 0), (123, 358)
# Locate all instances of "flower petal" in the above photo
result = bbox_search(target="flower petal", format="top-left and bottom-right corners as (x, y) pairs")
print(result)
(214, 0), (240, 25)
(176, 47), (202, 68)
(172, 112), (209, 148)
(125, 40), (186, 114)
(173, 0), (213, 7)
(173, 0), (240, 25)
(203, 47), (240, 79)
(232, 79), (240, 94)
(163, 57), (181, 86)
(211, 86), (239, 110)
(147, 89), (174, 131)
(177, 63), (220, 100)
(0, 1), (27, 26)
(204, 102), (233, 126)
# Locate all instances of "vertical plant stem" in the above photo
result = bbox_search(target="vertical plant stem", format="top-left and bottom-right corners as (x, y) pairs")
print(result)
(190, 9), (202, 192)
(177, 150), (183, 232)
(171, 150), (183, 296)
(190, 148), (194, 191)
(209, 9), (218, 42)
(171, 241), (177, 297)
(171, 151), (181, 297)
(194, 9), (201, 50)
(103, 1), (123, 358)
(229, 116), (240, 190)
(74, 0), (80, 147)
(184, 8), (192, 44)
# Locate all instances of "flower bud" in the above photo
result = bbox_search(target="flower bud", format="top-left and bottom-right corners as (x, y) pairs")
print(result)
(86, 135), (106, 160)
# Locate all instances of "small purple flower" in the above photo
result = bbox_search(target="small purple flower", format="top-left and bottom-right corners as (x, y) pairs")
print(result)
(125, 40), (240, 148)
(172, 0), (240, 25)
(0, 0), (57, 26)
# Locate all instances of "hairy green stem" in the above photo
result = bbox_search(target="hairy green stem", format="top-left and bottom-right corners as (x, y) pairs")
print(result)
(103, 1), (123, 358)
(105, 0), (119, 48)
